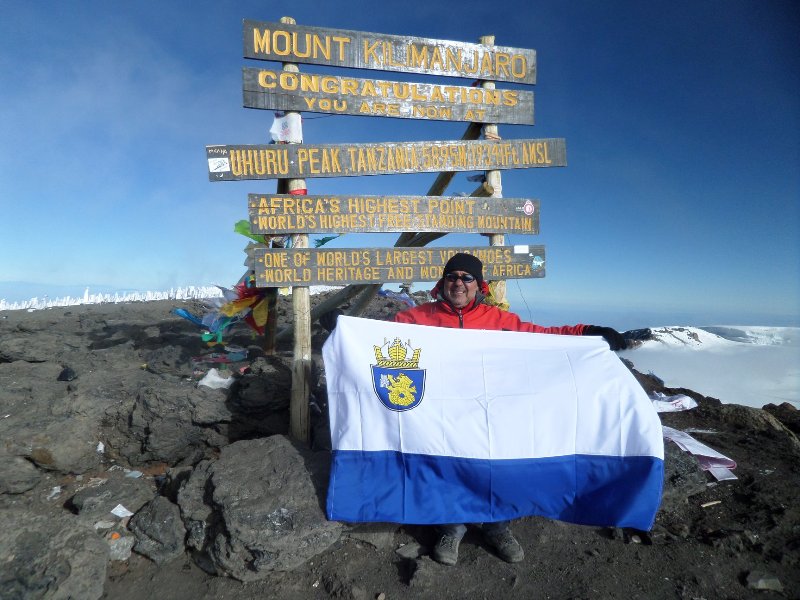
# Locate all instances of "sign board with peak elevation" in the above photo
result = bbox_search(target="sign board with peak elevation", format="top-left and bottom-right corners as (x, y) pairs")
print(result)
(207, 139), (565, 180)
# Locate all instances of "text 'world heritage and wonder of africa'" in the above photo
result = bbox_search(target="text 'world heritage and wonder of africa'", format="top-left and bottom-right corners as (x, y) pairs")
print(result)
(252, 246), (546, 287)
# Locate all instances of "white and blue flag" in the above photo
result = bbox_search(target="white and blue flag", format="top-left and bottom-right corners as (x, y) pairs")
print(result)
(323, 316), (663, 530)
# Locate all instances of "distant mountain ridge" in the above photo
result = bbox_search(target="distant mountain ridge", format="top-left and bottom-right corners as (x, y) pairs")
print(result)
(0, 286), (224, 311)
(626, 326), (798, 348)
(0, 285), (343, 311)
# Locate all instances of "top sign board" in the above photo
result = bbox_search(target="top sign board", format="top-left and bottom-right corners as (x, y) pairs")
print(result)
(243, 20), (537, 85)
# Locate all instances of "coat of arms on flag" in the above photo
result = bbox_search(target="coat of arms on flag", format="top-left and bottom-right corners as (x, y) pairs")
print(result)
(371, 338), (425, 411)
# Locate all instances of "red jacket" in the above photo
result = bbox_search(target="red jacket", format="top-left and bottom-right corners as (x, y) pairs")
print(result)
(394, 298), (586, 336)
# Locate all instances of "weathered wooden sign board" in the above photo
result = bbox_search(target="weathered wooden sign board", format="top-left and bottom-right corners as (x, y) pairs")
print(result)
(248, 194), (540, 234)
(243, 20), (537, 84)
(207, 138), (565, 180)
(252, 245), (546, 286)
(242, 67), (534, 124)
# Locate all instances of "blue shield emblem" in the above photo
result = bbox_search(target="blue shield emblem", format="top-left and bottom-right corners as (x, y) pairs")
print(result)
(371, 366), (426, 411)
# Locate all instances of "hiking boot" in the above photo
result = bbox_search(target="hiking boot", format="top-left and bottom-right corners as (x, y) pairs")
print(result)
(484, 527), (524, 563)
(432, 534), (461, 566)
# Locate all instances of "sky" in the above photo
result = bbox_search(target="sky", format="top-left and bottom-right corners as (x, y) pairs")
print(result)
(1, 1), (798, 330)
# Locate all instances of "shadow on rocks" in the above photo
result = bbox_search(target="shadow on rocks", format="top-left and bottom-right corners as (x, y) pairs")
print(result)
(224, 354), (293, 442)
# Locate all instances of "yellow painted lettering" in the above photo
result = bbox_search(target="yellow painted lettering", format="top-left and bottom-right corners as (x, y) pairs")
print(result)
(299, 73), (319, 92)
(495, 53), (510, 77)
(253, 29), (269, 53)
(320, 76), (338, 94)
(480, 52), (494, 76)
(272, 30), (291, 56)
(258, 70), (276, 88)
(409, 45), (428, 68)
(332, 36), (350, 60)
(363, 40), (381, 65)
(312, 34), (330, 61)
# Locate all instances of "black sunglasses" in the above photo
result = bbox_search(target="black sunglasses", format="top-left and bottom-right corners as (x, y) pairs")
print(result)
(444, 272), (476, 283)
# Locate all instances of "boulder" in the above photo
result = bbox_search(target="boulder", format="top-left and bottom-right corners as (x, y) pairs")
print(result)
(660, 442), (709, 514)
(25, 417), (102, 474)
(0, 508), (108, 600)
(129, 495), (186, 564)
(178, 435), (342, 580)
(123, 384), (222, 465)
(0, 450), (42, 494)
(176, 460), (215, 554)
(68, 471), (156, 524)
(0, 361), (102, 475)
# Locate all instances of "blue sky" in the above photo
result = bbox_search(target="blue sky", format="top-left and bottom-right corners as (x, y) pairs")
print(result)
(1, 1), (797, 329)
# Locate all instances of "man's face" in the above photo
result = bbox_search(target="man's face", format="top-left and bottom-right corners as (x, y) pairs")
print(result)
(442, 271), (478, 309)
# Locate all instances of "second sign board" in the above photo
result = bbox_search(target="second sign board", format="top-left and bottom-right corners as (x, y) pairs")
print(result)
(208, 139), (566, 180)
(248, 194), (540, 234)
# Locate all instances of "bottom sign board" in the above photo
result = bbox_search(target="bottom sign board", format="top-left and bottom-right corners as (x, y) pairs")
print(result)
(253, 245), (545, 287)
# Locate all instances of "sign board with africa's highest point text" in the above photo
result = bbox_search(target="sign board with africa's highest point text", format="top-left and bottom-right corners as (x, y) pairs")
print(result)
(248, 194), (540, 234)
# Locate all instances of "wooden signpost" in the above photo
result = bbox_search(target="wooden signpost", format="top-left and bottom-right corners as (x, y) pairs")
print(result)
(243, 20), (537, 84)
(207, 138), (566, 180)
(242, 67), (535, 124)
(252, 245), (545, 287)
(248, 194), (540, 234)
(206, 17), (563, 444)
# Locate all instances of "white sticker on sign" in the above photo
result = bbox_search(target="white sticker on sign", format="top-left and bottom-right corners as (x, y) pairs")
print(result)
(513, 245), (530, 254)
(208, 157), (231, 172)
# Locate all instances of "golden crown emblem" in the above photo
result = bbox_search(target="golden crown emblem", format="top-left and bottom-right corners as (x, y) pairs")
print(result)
(374, 338), (421, 369)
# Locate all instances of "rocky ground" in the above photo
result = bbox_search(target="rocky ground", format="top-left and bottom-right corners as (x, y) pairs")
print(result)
(1, 294), (798, 599)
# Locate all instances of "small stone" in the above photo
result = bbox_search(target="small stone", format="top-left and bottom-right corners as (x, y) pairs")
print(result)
(746, 571), (783, 592)
(347, 523), (397, 550)
(395, 542), (424, 559)
(57, 366), (77, 381)
(107, 530), (135, 561)
(376, 593), (386, 600)
(350, 586), (367, 600)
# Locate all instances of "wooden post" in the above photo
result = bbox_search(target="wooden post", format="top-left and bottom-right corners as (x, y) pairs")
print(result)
(280, 16), (311, 444)
(263, 288), (278, 354)
(480, 34), (507, 307)
(263, 206), (284, 355)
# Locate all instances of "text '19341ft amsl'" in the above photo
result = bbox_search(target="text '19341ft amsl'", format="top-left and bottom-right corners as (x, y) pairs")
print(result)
(207, 139), (566, 180)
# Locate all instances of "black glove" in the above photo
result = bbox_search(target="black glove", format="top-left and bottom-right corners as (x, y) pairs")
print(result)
(319, 308), (343, 333)
(583, 325), (627, 351)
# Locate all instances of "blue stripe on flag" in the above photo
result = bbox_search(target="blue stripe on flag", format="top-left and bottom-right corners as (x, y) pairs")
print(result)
(327, 450), (663, 530)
